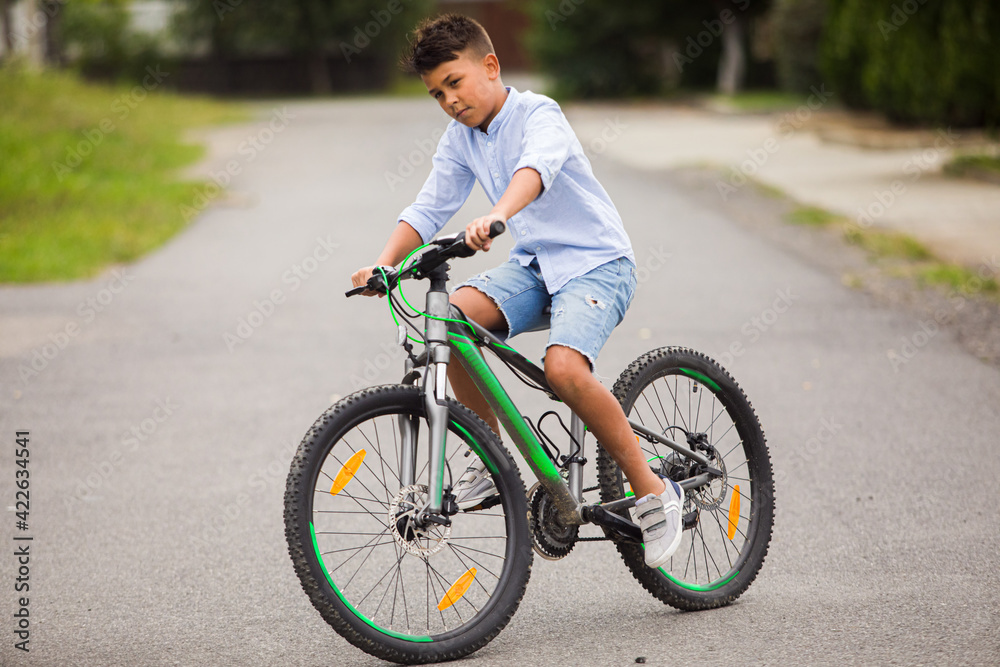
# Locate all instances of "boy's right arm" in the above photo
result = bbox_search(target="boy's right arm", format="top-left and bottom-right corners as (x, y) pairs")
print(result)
(350, 221), (424, 296)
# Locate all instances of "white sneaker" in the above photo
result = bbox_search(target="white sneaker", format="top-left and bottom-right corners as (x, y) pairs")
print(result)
(634, 479), (684, 568)
(453, 452), (498, 510)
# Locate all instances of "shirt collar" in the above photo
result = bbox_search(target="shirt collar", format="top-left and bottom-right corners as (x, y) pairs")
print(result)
(479, 86), (517, 135)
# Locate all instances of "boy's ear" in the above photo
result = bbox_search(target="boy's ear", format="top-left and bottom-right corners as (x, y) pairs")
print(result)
(482, 53), (500, 80)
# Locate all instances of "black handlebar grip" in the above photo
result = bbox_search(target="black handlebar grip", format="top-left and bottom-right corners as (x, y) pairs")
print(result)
(489, 220), (506, 238)
(345, 285), (367, 297)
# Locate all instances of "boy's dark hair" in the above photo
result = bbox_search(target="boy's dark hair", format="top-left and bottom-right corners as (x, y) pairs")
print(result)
(401, 14), (495, 75)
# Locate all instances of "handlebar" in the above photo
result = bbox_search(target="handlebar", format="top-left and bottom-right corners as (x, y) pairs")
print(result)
(346, 221), (506, 298)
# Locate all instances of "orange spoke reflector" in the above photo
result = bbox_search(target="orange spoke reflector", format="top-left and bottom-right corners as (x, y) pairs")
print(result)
(330, 450), (366, 496)
(727, 484), (740, 540)
(438, 568), (477, 611)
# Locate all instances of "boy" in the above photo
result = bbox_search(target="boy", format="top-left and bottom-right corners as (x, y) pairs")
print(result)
(350, 14), (682, 567)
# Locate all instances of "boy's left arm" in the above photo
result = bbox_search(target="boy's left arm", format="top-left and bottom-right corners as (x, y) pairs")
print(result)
(465, 167), (542, 252)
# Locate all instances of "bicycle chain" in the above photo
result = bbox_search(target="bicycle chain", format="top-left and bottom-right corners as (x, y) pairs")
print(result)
(578, 485), (609, 541)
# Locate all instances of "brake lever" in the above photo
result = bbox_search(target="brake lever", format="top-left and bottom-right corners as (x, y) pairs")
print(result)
(345, 267), (396, 297)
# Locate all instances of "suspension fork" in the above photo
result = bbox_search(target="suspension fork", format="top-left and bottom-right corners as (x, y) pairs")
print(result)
(421, 267), (452, 515)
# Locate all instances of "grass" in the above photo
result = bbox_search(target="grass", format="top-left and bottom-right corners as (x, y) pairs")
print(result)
(785, 205), (840, 226)
(943, 153), (1000, 183)
(709, 90), (815, 112)
(780, 200), (998, 302)
(842, 226), (933, 261)
(0, 65), (246, 283)
(918, 264), (999, 296)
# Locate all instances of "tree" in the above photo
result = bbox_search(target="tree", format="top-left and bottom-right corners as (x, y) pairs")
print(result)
(173, 0), (430, 94)
(821, 0), (1000, 126)
(525, 0), (772, 97)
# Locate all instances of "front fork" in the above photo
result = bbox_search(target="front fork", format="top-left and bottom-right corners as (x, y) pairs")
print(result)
(395, 288), (452, 516)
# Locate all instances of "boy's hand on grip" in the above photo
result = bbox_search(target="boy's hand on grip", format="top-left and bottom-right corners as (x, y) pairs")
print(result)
(466, 213), (505, 252)
(350, 265), (381, 298)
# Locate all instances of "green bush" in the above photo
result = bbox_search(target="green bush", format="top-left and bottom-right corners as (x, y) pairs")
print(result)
(820, 0), (1000, 126)
(60, 0), (163, 83)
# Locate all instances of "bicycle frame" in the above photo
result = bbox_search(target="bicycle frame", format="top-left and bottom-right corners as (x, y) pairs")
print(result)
(397, 262), (717, 531)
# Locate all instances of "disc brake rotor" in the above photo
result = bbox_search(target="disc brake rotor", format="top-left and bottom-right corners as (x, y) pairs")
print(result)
(388, 484), (451, 557)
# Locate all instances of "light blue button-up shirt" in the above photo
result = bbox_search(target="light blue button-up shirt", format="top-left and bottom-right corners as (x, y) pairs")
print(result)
(398, 87), (635, 294)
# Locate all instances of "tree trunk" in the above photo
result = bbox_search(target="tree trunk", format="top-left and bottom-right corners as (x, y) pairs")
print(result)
(0, 0), (14, 59)
(717, 16), (746, 95)
(307, 48), (331, 95)
(41, 0), (60, 65)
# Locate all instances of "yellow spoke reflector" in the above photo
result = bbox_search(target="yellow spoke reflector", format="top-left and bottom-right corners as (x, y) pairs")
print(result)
(330, 450), (366, 496)
(727, 484), (740, 540)
(438, 568), (477, 611)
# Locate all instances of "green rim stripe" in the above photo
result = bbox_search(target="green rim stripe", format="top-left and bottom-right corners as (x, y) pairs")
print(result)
(450, 421), (499, 475)
(309, 522), (432, 642)
(660, 569), (739, 592)
(678, 368), (722, 393)
(639, 542), (739, 591)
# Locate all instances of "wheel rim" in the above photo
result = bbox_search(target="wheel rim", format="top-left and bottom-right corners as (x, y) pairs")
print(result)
(620, 369), (759, 591)
(307, 408), (515, 640)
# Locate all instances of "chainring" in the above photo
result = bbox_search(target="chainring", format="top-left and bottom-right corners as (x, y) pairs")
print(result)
(528, 482), (578, 561)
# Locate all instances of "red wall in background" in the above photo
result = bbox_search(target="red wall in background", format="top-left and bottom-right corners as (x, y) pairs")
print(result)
(436, 1), (533, 70)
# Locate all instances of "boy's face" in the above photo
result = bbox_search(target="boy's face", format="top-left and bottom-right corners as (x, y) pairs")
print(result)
(422, 49), (503, 131)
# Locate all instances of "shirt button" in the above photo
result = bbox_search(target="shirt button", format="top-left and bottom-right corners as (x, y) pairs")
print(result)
(536, 246), (541, 251)
(487, 141), (492, 146)
(520, 230), (526, 236)
(492, 172), (499, 178)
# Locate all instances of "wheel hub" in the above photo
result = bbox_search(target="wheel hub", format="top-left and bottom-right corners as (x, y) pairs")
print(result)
(388, 484), (451, 557)
(690, 446), (728, 510)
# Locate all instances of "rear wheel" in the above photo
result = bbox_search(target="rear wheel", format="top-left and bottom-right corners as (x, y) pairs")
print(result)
(284, 385), (532, 664)
(596, 347), (774, 610)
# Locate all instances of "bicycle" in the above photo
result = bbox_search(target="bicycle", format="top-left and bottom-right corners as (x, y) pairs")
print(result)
(284, 221), (774, 664)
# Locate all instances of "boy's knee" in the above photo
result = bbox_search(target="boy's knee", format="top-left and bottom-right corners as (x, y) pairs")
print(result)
(543, 346), (590, 394)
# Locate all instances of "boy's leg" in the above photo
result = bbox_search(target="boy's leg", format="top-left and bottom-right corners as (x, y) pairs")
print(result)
(542, 345), (665, 499)
(446, 286), (506, 435)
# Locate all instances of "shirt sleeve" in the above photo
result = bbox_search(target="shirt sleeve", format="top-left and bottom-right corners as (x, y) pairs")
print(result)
(512, 100), (574, 196)
(397, 125), (476, 244)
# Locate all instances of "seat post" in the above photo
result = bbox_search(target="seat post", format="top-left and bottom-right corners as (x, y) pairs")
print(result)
(567, 412), (586, 502)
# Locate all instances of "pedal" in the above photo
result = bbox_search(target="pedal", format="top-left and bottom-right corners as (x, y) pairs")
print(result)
(683, 510), (699, 530)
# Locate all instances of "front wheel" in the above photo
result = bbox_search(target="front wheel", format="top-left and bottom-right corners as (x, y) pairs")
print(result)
(284, 385), (532, 664)
(596, 347), (774, 610)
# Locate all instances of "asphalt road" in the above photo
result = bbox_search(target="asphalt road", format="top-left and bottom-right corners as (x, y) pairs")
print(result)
(1, 96), (998, 666)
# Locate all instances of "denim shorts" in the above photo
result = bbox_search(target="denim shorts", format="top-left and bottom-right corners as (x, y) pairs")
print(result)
(453, 256), (637, 368)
